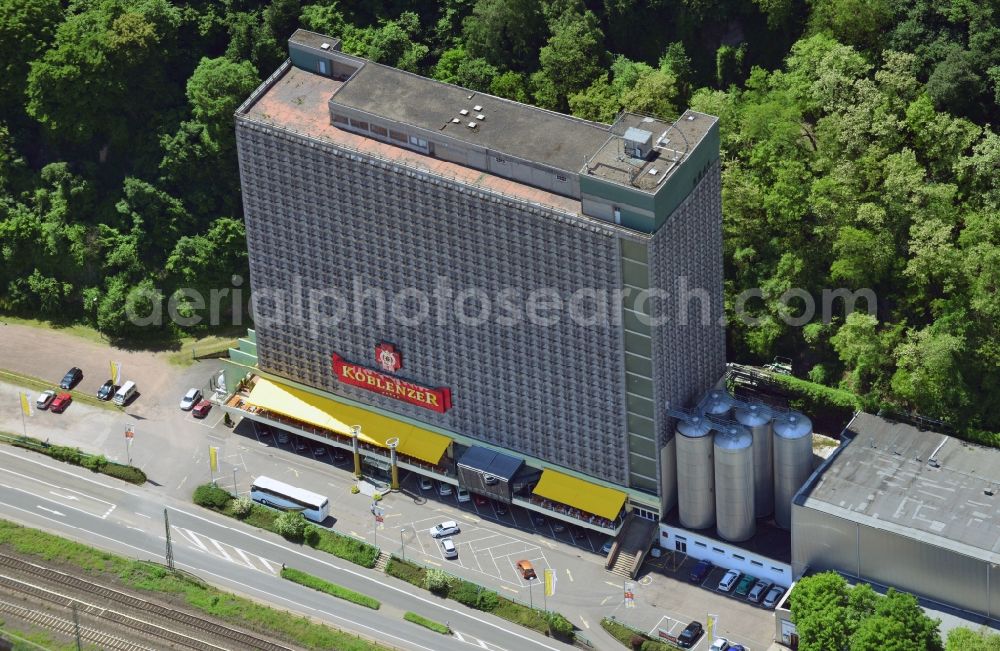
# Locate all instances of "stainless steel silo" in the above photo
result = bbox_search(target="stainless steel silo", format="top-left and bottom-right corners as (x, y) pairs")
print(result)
(676, 417), (715, 529)
(714, 426), (756, 542)
(703, 390), (732, 418)
(734, 404), (774, 518)
(773, 411), (814, 530)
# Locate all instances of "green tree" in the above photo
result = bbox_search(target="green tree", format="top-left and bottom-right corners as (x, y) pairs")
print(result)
(462, 0), (547, 71)
(0, 0), (62, 117)
(789, 572), (851, 651)
(536, 8), (607, 109)
(185, 57), (260, 147)
(946, 627), (1000, 651)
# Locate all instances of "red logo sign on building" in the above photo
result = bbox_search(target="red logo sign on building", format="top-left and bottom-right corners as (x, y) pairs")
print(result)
(331, 347), (452, 413)
(375, 343), (402, 373)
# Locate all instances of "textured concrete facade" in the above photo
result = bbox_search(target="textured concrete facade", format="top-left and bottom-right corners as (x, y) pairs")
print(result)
(235, 39), (726, 501)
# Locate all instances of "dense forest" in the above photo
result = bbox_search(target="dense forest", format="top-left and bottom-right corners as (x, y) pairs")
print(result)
(0, 0), (998, 432)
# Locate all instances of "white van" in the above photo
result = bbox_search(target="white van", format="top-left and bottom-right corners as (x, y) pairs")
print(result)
(113, 381), (137, 406)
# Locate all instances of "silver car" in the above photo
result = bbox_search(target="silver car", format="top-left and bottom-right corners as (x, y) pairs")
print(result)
(440, 537), (458, 559)
(763, 585), (785, 608)
(429, 521), (460, 538)
(717, 569), (741, 592)
(179, 388), (201, 410)
(748, 579), (772, 603)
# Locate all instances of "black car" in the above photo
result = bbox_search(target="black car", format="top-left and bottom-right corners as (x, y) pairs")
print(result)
(677, 621), (704, 648)
(96, 380), (115, 401)
(60, 367), (83, 390)
(689, 559), (714, 583)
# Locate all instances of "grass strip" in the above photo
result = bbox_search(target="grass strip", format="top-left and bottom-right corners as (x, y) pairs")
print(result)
(601, 617), (675, 651)
(0, 519), (391, 651)
(403, 612), (449, 634)
(193, 484), (379, 568)
(0, 369), (116, 411)
(281, 567), (380, 609)
(1, 432), (146, 485)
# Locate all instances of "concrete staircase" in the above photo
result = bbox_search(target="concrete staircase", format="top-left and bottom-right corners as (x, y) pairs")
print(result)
(373, 550), (391, 572)
(604, 514), (658, 579)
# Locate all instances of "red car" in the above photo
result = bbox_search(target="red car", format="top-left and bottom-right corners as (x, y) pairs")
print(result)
(473, 494), (489, 506)
(191, 400), (212, 419)
(50, 393), (72, 413)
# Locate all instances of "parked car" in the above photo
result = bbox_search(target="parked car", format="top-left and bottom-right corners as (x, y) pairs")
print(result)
(436, 481), (453, 496)
(710, 638), (730, 651)
(552, 522), (567, 533)
(50, 393), (72, 413)
(483, 474), (498, 485)
(179, 388), (202, 410)
(729, 645), (747, 651)
(113, 381), (137, 406)
(59, 367), (83, 390)
(418, 476), (433, 491)
(293, 438), (308, 451)
(748, 579), (772, 603)
(332, 449), (347, 464)
(677, 621), (703, 648)
(429, 521), (460, 538)
(276, 430), (290, 444)
(191, 400), (212, 419)
(473, 494), (489, 506)
(97, 380), (116, 401)
(312, 445), (327, 457)
(571, 527), (586, 540)
(763, 586), (785, 609)
(734, 574), (757, 598)
(35, 390), (56, 410)
(440, 538), (458, 559)
(456, 487), (470, 502)
(516, 560), (537, 580)
(495, 503), (508, 516)
(600, 538), (614, 554)
(717, 569), (741, 592)
(689, 559), (714, 583)
(531, 513), (545, 526)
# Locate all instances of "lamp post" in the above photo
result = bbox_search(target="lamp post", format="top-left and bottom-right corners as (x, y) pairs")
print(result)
(386, 437), (400, 491)
(351, 425), (362, 479)
(400, 527), (408, 561)
(232, 466), (239, 497)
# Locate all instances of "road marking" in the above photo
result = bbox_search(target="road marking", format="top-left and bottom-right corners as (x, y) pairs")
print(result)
(500, 585), (519, 594)
(178, 528), (209, 552)
(235, 547), (257, 569)
(48, 492), (78, 501)
(36, 506), (64, 517)
(604, 581), (620, 588)
(425, 559), (441, 567)
(565, 569), (573, 582)
(288, 467), (299, 477)
(127, 526), (144, 532)
(135, 512), (152, 519)
(167, 505), (566, 651)
(579, 616), (589, 629)
(210, 538), (233, 562)
(177, 475), (188, 490)
(600, 596), (612, 605)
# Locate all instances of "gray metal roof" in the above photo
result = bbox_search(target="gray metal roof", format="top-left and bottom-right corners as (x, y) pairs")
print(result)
(797, 412), (1000, 562)
(458, 445), (523, 481)
(329, 57), (613, 174)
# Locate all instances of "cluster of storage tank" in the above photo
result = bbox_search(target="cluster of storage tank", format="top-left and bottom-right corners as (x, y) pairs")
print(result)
(674, 390), (813, 541)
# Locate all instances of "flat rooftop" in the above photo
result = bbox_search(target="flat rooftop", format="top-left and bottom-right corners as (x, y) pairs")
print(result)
(798, 412), (1000, 561)
(240, 64), (585, 218)
(330, 60), (612, 176)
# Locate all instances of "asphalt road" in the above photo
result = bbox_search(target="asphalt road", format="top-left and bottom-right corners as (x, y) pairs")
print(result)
(0, 445), (577, 651)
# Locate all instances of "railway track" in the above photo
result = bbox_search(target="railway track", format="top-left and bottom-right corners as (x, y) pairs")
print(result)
(0, 597), (154, 651)
(0, 553), (295, 651)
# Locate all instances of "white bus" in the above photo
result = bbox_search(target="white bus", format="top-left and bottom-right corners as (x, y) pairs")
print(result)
(249, 476), (330, 523)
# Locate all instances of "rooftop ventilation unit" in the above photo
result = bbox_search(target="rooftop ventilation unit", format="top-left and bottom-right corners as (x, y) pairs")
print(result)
(686, 114), (695, 121)
(459, 109), (469, 116)
(624, 127), (654, 160)
(474, 105), (483, 111)
(648, 168), (658, 176)
(467, 122), (478, 129)
(320, 42), (331, 50)
(451, 118), (460, 123)
(476, 114), (485, 120)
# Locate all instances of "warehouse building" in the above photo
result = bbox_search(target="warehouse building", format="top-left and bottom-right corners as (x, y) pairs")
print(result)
(223, 30), (725, 533)
(791, 411), (1000, 623)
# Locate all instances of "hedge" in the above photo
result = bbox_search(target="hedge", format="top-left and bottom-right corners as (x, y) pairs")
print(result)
(9, 436), (146, 485)
(403, 612), (449, 634)
(281, 567), (380, 609)
(385, 555), (572, 641)
(601, 618), (675, 651)
(192, 484), (380, 568)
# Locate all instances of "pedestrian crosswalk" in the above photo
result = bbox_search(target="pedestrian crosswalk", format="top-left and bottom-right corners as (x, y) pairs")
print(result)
(172, 527), (279, 575)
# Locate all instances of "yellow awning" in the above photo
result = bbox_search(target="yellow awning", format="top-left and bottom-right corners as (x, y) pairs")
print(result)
(532, 469), (627, 521)
(245, 378), (451, 465)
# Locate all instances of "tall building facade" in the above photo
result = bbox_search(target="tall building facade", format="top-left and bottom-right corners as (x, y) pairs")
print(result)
(231, 30), (725, 521)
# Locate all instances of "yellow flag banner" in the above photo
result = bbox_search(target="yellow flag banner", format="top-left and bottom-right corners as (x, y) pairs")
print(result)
(706, 613), (718, 641)
(19, 392), (31, 417)
(209, 446), (219, 472)
(543, 568), (556, 597)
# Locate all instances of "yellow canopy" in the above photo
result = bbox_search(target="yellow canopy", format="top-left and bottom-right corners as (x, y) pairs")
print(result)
(532, 469), (627, 521)
(245, 377), (451, 465)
